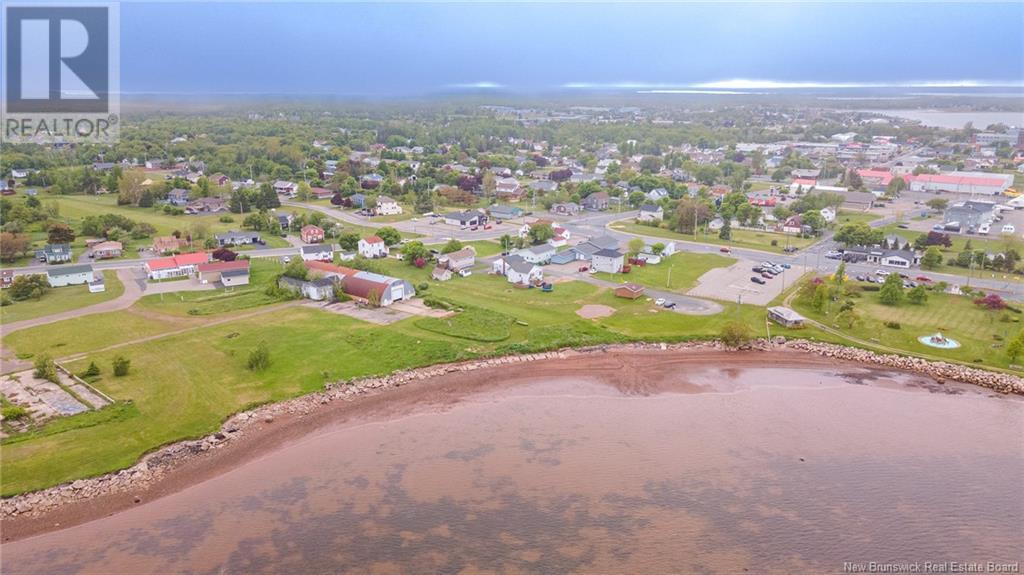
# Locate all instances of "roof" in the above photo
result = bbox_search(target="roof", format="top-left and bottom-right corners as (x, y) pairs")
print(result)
(593, 248), (623, 258)
(639, 204), (662, 212)
(911, 173), (1008, 187)
(216, 230), (259, 239)
(305, 261), (359, 278)
(197, 260), (249, 273)
(220, 268), (250, 278)
(48, 264), (93, 276)
(501, 254), (538, 275)
(617, 283), (644, 293)
(91, 241), (122, 251)
(588, 235), (620, 250)
(147, 251), (209, 271)
(362, 235), (384, 244)
(301, 244), (332, 254)
(445, 247), (476, 261)
(528, 244), (555, 254)
(301, 224), (323, 233)
(341, 275), (390, 300)
(767, 306), (805, 322)
(444, 211), (479, 223)
(792, 178), (817, 186)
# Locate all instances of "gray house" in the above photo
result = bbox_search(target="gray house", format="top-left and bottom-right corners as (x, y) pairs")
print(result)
(215, 231), (262, 246)
(943, 200), (996, 231)
(47, 264), (95, 287)
(36, 243), (72, 264)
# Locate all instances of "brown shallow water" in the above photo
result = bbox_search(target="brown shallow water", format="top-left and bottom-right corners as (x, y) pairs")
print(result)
(3, 362), (1023, 574)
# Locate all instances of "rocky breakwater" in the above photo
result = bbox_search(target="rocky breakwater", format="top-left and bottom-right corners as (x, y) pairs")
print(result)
(3, 339), (1021, 521)
(782, 339), (1024, 395)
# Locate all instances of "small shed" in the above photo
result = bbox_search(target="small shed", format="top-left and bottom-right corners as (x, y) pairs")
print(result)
(614, 283), (646, 299)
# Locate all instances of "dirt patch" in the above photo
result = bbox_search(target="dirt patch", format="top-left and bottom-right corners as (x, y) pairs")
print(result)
(576, 304), (615, 319)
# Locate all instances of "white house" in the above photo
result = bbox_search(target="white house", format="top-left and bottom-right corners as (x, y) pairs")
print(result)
(518, 244), (556, 264)
(646, 188), (670, 202)
(492, 254), (543, 285)
(300, 244), (333, 262)
(47, 264), (95, 287)
(375, 195), (403, 216)
(273, 181), (298, 196)
(438, 246), (476, 271)
(820, 207), (837, 223)
(592, 248), (625, 274)
(358, 236), (389, 258)
(638, 204), (664, 222)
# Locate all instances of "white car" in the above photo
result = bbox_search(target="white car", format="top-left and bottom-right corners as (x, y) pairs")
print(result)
(875, 270), (890, 277)
(1002, 224), (1016, 234)
(458, 269), (472, 277)
(654, 298), (666, 306)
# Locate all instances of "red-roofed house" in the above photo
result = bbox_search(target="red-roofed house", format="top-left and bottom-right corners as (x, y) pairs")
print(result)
(197, 259), (250, 286)
(789, 178), (817, 193)
(358, 235), (389, 258)
(300, 225), (325, 244)
(146, 251), (210, 280)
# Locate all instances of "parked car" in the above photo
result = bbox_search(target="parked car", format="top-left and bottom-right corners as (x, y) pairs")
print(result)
(915, 276), (932, 282)
(751, 276), (766, 285)
(458, 269), (472, 277)
(719, 247), (731, 253)
(578, 265), (589, 272)
(484, 224), (492, 230)
(897, 223), (909, 229)
(782, 246), (799, 253)
(752, 266), (764, 273)
(875, 270), (890, 277)
(855, 275), (866, 282)
(655, 298), (666, 306)
(1003, 224), (1016, 234)
(761, 272), (773, 279)
(662, 301), (676, 309)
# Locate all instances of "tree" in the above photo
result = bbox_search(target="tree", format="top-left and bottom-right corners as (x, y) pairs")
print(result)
(834, 222), (882, 246)
(907, 284), (928, 305)
(0, 232), (30, 262)
(283, 257), (309, 280)
(330, 192), (344, 206)
(674, 199), (712, 235)
(413, 188), (433, 214)
(651, 242), (666, 255)
(835, 308), (861, 329)
(801, 211), (825, 234)
(117, 170), (146, 205)
(337, 232), (360, 251)
(973, 294), (1006, 310)
(834, 262), (846, 286)
(400, 241), (431, 266)
(441, 239), (464, 254)
(9, 274), (48, 300)
(879, 273), (905, 305)
(528, 223), (555, 245)
(295, 182), (312, 202)
(81, 361), (101, 378)
(719, 321), (752, 347)
(212, 247), (238, 261)
(1006, 329), (1024, 363)
(112, 355), (131, 377)
(376, 226), (401, 246)
(886, 177), (907, 196)
(628, 237), (645, 257)
(499, 234), (515, 252)
(247, 341), (271, 371)
(925, 198), (948, 211)
(844, 169), (864, 190)
(47, 223), (75, 244)
(921, 247), (943, 270)
(718, 218), (732, 240)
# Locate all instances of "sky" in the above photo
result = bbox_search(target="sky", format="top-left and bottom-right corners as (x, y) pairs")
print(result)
(117, 2), (1024, 96)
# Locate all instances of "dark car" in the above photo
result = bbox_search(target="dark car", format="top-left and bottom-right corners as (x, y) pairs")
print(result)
(782, 246), (799, 253)
(752, 266), (763, 273)
(855, 275), (866, 281)
(751, 276), (766, 285)
(662, 301), (676, 309)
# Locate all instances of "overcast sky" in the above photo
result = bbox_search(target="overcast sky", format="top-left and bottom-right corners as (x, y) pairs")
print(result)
(119, 2), (1024, 96)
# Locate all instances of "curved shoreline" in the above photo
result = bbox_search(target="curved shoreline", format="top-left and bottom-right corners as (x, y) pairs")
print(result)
(1, 339), (1021, 542)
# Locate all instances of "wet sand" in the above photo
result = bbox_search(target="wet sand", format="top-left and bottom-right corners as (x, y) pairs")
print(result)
(2, 350), (1023, 574)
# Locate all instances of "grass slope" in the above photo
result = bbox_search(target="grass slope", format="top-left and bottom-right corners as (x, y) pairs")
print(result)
(0, 271), (124, 325)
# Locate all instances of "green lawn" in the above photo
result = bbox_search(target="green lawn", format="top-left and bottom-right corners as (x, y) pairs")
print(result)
(611, 221), (815, 254)
(876, 224), (1024, 282)
(835, 210), (882, 228)
(0, 271), (124, 325)
(792, 281), (1020, 371)
(415, 306), (513, 342)
(593, 252), (735, 292)
(425, 239), (503, 259)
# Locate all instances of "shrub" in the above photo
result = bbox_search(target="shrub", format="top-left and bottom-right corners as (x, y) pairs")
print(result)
(80, 361), (101, 378)
(247, 341), (271, 371)
(883, 321), (901, 329)
(973, 294), (1006, 310)
(417, 282), (429, 292)
(33, 355), (59, 383)
(2, 405), (29, 420)
(719, 321), (753, 347)
(770, 239), (778, 246)
(218, 215), (235, 223)
(112, 355), (131, 377)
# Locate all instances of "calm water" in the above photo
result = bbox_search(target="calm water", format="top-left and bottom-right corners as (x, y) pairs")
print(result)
(860, 109), (1024, 129)
(4, 365), (1023, 574)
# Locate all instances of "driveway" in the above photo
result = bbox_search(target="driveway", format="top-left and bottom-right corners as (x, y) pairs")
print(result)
(688, 261), (808, 307)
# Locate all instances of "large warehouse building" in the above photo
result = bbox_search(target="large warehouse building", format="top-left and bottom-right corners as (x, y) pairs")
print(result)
(907, 172), (1013, 196)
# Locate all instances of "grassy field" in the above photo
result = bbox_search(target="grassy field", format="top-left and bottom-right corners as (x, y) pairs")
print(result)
(835, 210), (882, 227)
(424, 239), (503, 258)
(0, 264), (827, 495)
(0, 271), (124, 325)
(792, 281), (1020, 371)
(876, 224), (1023, 282)
(593, 252), (735, 292)
(611, 221), (815, 254)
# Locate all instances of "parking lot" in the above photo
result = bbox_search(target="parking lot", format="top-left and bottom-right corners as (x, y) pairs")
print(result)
(688, 259), (809, 306)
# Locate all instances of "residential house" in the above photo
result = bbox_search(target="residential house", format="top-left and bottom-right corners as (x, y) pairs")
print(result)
(36, 243), (72, 264)
(278, 276), (336, 301)
(185, 197), (227, 214)
(549, 225), (570, 248)
(529, 180), (558, 194)
(943, 200), (996, 231)
(569, 235), (621, 262)
(300, 244), (333, 262)
(781, 215), (804, 235)
(216, 231), (262, 247)
(592, 248), (625, 274)
(443, 210), (482, 228)
(375, 195), (402, 216)
(197, 260), (251, 286)
(646, 188), (670, 202)
(489, 205), (523, 221)
(167, 188), (191, 206)
(144, 159), (165, 169)
(152, 236), (187, 254)
(638, 204), (664, 222)
(550, 202), (581, 216)
(438, 246), (476, 272)
(495, 177), (524, 200)
(310, 187), (334, 200)
(349, 193), (367, 208)
(431, 265), (453, 282)
(300, 225), (325, 244)
(582, 191), (610, 211)
(274, 181), (298, 196)
(90, 241), (123, 259)
(145, 252), (210, 280)
(491, 254), (543, 285)
(358, 236), (389, 258)
(518, 244), (555, 264)
(47, 264), (95, 287)
(615, 283), (646, 299)
(276, 213), (295, 231)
